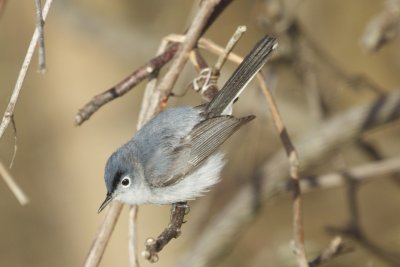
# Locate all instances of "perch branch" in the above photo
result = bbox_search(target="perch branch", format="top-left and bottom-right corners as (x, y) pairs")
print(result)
(142, 202), (188, 263)
(0, 160), (29, 205)
(0, 0), (53, 140)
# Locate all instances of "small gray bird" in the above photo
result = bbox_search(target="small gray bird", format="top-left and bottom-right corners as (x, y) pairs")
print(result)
(98, 36), (277, 212)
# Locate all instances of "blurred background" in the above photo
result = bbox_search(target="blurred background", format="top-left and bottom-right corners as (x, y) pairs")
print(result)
(0, 0), (400, 266)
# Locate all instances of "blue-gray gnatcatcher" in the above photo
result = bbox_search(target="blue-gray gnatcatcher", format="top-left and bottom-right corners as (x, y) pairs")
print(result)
(98, 36), (277, 212)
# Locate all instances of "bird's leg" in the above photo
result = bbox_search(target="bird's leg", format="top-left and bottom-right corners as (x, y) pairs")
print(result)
(142, 201), (189, 263)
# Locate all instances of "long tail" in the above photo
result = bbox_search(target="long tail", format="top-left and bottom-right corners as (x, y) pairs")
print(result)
(205, 36), (277, 117)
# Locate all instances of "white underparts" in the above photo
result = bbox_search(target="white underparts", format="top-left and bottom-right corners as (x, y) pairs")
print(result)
(115, 152), (225, 205)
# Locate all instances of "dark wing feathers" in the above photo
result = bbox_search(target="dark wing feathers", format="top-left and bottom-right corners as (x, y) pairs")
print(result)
(149, 115), (255, 187)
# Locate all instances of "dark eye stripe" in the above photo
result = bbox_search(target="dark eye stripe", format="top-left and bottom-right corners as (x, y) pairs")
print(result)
(111, 170), (123, 192)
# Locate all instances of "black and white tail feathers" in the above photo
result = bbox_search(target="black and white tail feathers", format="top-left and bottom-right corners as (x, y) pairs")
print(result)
(205, 36), (277, 117)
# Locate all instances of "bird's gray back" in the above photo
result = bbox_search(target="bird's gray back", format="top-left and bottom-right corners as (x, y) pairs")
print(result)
(131, 106), (202, 182)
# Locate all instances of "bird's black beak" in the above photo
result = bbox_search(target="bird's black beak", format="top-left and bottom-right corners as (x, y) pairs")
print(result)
(98, 193), (113, 213)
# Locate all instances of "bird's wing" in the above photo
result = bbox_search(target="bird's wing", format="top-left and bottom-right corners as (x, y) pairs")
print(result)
(147, 115), (255, 187)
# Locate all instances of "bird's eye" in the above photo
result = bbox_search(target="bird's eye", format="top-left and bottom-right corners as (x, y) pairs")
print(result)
(121, 176), (131, 187)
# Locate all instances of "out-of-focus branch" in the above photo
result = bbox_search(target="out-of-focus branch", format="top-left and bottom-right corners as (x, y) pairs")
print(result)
(0, 161), (29, 205)
(309, 237), (353, 267)
(326, 171), (400, 266)
(361, 0), (400, 52)
(175, 91), (400, 267)
(0, 0), (53, 141)
(299, 157), (400, 193)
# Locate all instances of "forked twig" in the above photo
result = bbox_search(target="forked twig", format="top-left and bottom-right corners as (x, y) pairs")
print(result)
(0, 0), (53, 140)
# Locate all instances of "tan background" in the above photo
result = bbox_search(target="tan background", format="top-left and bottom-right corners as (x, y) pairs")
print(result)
(0, 1), (399, 266)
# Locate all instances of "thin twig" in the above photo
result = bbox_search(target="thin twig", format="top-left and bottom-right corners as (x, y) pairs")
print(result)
(213, 25), (247, 73)
(257, 72), (308, 267)
(0, 160), (29, 205)
(35, 0), (46, 73)
(0, 0), (53, 140)
(142, 202), (188, 263)
(128, 205), (139, 267)
(309, 237), (353, 267)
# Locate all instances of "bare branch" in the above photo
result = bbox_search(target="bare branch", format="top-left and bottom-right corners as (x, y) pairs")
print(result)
(74, 42), (180, 126)
(0, 0), (53, 140)
(142, 202), (188, 263)
(257, 72), (308, 267)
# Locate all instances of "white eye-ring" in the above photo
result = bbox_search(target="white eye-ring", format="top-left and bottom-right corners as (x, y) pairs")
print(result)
(121, 176), (131, 188)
